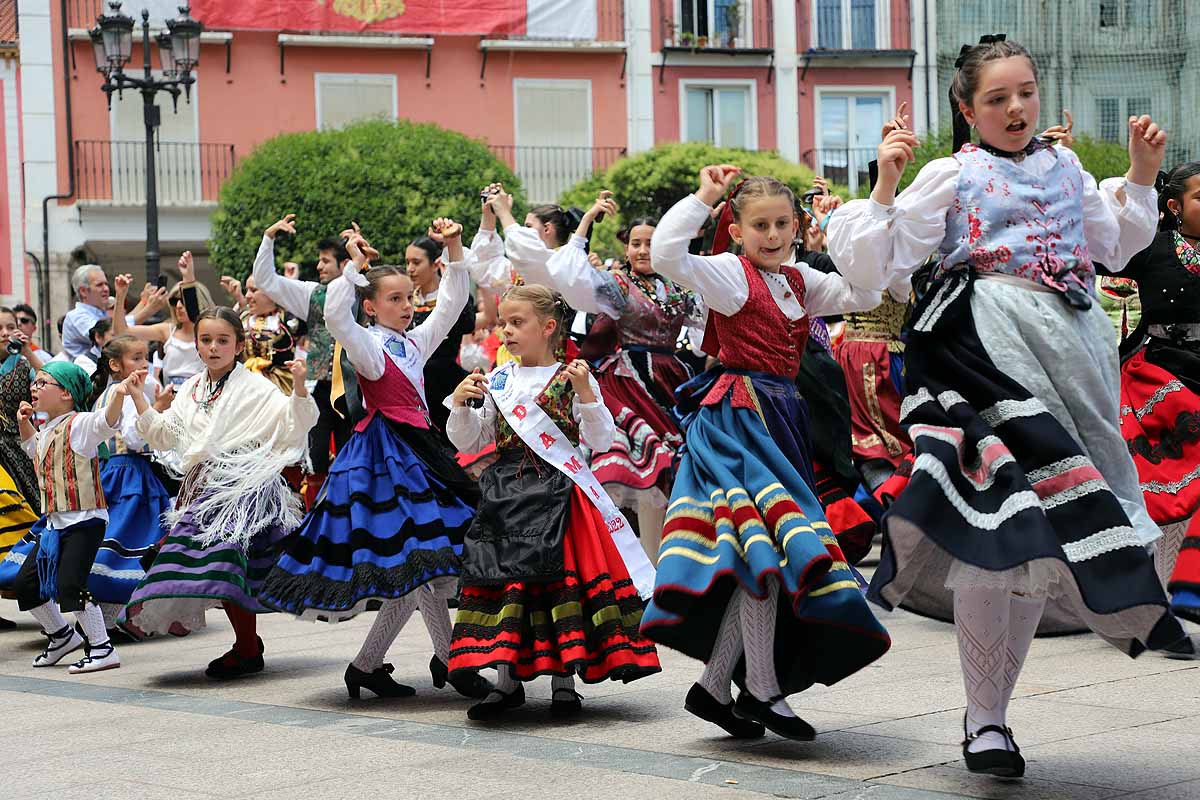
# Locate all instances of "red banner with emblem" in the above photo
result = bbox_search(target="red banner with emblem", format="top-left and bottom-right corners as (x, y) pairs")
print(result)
(189, 0), (528, 35)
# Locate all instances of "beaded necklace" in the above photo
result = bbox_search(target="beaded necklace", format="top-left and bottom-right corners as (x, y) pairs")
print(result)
(622, 265), (686, 315)
(191, 368), (233, 412)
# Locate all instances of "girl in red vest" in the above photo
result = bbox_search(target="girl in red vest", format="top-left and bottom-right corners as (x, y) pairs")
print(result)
(639, 167), (892, 742)
(260, 219), (490, 702)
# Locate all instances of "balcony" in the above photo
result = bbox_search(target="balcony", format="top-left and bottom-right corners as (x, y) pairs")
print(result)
(798, 0), (915, 74)
(74, 140), (235, 206)
(656, 0), (774, 53)
(488, 145), (626, 205)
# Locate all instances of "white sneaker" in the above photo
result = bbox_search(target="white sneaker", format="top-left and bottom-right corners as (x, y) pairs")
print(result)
(68, 644), (121, 674)
(33, 626), (85, 667)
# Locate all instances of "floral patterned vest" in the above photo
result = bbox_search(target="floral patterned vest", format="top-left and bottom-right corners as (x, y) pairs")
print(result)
(495, 366), (580, 452)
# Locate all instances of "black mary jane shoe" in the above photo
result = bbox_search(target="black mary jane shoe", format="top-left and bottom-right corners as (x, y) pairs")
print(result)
(684, 683), (765, 739)
(430, 655), (492, 699)
(205, 646), (265, 680)
(467, 684), (526, 721)
(344, 663), (416, 700)
(550, 689), (584, 717)
(962, 719), (1026, 779)
(733, 691), (816, 742)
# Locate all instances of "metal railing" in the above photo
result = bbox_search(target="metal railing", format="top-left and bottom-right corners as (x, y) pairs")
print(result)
(803, 147), (877, 195)
(74, 139), (235, 205)
(798, 0), (912, 52)
(488, 145), (626, 205)
(656, 0), (774, 51)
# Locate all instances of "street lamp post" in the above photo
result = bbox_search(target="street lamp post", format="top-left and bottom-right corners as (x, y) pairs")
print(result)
(90, 3), (202, 286)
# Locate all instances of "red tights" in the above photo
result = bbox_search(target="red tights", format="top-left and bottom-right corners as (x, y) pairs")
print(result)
(222, 602), (259, 658)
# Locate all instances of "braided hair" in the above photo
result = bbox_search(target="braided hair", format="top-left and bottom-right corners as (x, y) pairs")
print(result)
(1156, 162), (1200, 232)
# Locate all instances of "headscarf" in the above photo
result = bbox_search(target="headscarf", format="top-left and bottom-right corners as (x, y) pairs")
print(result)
(40, 362), (92, 412)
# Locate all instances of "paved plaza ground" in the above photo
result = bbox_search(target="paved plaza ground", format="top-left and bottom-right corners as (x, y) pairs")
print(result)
(3, 561), (1199, 800)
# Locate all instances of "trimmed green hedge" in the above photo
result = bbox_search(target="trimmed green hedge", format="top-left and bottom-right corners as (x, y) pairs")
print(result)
(559, 143), (832, 261)
(209, 120), (524, 280)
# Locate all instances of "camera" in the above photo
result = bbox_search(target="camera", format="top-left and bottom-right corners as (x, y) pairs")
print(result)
(6, 340), (21, 356)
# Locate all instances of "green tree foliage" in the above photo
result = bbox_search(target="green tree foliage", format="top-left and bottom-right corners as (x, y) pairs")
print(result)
(559, 143), (830, 261)
(209, 120), (524, 280)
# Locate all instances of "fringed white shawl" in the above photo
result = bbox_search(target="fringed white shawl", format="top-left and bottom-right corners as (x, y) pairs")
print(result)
(136, 363), (319, 550)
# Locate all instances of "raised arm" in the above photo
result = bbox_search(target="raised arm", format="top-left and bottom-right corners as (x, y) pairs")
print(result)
(797, 263), (882, 317)
(252, 215), (319, 318)
(538, 192), (626, 317)
(178, 251), (201, 323)
(1086, 116), (1166, 272)
(825, 157), (959, 291)
(323, 266), (386, 382)
(650, 190), (749, 316)
(112, 273), (170, 342)
(408, 219), (473, 365)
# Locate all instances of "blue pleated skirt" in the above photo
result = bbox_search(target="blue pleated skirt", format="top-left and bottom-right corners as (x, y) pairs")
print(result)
(259, 414), (475, 622)
(641, 369), (891, 695)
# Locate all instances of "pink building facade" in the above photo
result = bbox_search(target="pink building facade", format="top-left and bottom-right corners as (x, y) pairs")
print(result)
(11, 0), (936, 344)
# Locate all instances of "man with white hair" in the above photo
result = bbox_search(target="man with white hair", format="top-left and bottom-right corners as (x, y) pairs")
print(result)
(60, 265), (112, 360)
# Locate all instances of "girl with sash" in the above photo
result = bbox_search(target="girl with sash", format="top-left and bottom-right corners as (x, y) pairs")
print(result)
(826, 37), (1180, 777)
(520, 190), (701, 564)
(122, 308), (317, 680)
(445, 284), (660, 720)
(13, 362), (129, 673)
(639, 167), (892, 743)
(85, 335), (171, 628)
(260, 220), (490, 702)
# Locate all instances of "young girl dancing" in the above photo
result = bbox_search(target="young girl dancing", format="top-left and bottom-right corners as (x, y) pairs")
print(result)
(85, 335), (171, 624)
(1100, 162), (1200, 635)
(219, 275), (306, 396)
(445, 284), (659, 720)
(826, 37), (1181, 777)
(123, 308), (317, 679)
(261, 220), (489, 701)
(13, 362), (130, 673)
(514, 191), (699, 563)
(639, 167), (892, 742)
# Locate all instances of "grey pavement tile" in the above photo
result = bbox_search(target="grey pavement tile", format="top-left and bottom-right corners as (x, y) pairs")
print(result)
(1122, 779), (1200, 799)
(1021, 665), (1200, 714)
(725, 730), (963, 781)
(23, 781), (221, 800)
(873, 765), (1125, 800)
(1016, 725), (1200, 792)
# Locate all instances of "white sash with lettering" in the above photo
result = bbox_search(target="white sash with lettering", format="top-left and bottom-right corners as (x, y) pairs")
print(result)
(487, 363), (656, 599)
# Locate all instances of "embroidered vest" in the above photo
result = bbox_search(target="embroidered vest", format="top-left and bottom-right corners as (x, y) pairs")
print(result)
(356, 355), (429, 433)
(306, 284), (333, 382)
(939, 144), (1094, 298)
(843, 293), (910, 353)
(496, 366), (579, 452)
(701, 256), (809, 378)
(611, 271), (689, 351)
(39, 414), (107, 514)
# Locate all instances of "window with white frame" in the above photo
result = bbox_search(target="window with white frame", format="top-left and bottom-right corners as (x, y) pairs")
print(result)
(315, 73), (397, 131)
(816, 90), (888, 194)
(111, 75), (200, 204)
(513, 79), (593, 205)
(1097, 96), (1151, 143)
(814, 0), (888, 50)
(677, 0), (750, 47)
(682, 82), (755, 149)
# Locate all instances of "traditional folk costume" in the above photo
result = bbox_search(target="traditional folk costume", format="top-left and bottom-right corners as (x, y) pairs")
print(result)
(1102, 231), (1200, 616)
(14, 363), (121, 673)
(827, 141), (1183, 772)
(122, 363), (317, 652)
(639, 195), (891, 740)
(0, 354), (40, 562)
(260, 257), (488, 700)
(523, 232), (699, 558)
(445, 359), (660, 717)
(241, 309), (305, 395)
(252, 235), (349, 507)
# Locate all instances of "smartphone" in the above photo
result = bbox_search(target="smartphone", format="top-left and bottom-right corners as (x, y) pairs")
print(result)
(156, 274), (168, 289)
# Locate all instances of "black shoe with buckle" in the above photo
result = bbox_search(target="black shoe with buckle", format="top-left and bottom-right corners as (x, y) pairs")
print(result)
(963, 716), (1026, 778)
(430, 655), (491, 699)
(467, 683), (526, 720)
(733, 691), (816, 741)
(205, 637), (265, 680)
(344, 663), (416, 699)
(550, 688), (583, 716)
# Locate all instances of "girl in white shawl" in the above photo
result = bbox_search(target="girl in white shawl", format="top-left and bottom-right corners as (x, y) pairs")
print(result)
(122, 306), (318, 680)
